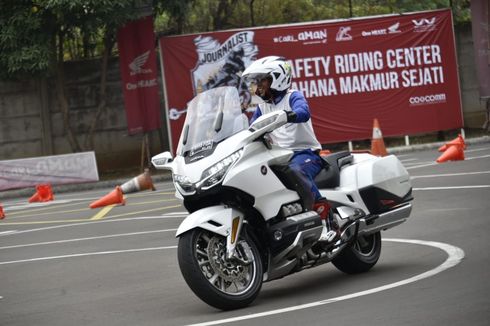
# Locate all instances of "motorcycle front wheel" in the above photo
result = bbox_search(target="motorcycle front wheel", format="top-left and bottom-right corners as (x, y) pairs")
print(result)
(177, 228), (263, 310)
(332, 231), (382, 274)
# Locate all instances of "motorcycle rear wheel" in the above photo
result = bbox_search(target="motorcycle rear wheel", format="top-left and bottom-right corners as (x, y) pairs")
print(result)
(332, 231), (381, 274)
(177, 228), (263, 310)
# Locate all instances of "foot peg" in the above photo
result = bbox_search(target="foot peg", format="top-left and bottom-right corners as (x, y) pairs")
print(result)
(318, 220), (339, 243)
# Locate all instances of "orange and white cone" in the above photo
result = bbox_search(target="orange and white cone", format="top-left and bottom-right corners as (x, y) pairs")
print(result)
(28, 184), (54, 203)
(89, 186), (126, 209)
(438, 134), (466, 152)
(120, 169), (156, 194)
(370, 118), (387, 156)
(436, 144), (465, 163)
(0, 204), (5, 219)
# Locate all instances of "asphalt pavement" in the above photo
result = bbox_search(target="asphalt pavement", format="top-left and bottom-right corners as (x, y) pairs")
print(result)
(0, 140), (489, 326)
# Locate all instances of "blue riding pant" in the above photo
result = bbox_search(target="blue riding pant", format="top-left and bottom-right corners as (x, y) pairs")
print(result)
(289, 149), (324, 201)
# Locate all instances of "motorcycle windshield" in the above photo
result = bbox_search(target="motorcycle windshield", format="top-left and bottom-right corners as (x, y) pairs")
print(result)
(177, 86), (249, 159)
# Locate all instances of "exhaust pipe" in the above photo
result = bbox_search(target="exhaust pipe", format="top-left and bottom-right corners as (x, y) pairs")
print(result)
(357, 203), (412, 235)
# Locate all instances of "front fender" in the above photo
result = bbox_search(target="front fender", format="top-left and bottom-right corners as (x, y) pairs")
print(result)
(176, 205), (246, 259)
(175, 205), (244, 238)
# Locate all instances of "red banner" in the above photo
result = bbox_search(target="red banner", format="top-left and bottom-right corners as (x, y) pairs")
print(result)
(159, 9), (462, 151)
(117, 16), (161, 135)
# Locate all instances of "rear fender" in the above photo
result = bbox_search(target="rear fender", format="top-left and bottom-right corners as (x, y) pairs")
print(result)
(176, 205), (245, 259)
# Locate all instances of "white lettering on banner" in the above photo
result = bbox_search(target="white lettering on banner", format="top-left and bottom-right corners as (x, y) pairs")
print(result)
(273, 29), (327, 45)
(334, 52), (384, 74)
(126, 79), (158, 90)
(409, 93), (446, 106)
(273, 35), (298, 43)
(196, 32), (251, 64)
(362, 29), (387, 37)
(292, 79), (337, 98)
(340, 72), (399, 94)
(298, 29), (327, 41)
(289, 57), (331, 78)
(386, 45), (441, 68)
(0, 152), (99, 191)
(401, 67), (444, 87)
(275, 44), (446, 98)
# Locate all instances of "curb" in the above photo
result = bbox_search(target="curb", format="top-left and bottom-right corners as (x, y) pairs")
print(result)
(387, 135), (490, 154)
(1, 136), (489, 201)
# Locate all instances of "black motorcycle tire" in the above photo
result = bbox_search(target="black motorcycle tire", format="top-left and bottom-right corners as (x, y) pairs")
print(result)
(332, 231), (382, 274)
(177, 228), (263, 310)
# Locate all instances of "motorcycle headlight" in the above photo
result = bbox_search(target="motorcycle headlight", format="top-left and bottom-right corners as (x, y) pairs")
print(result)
(174, 174), (195, 193)
(198, 149), (243, 190)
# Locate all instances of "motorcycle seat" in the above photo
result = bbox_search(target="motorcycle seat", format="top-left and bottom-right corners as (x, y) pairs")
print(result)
(314, 151), (353, 188)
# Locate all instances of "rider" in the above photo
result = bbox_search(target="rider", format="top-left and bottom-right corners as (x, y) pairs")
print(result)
(242, 56), (337, 242)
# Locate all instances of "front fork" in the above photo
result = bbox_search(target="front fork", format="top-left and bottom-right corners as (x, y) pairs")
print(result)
(226, 215), (245, 259)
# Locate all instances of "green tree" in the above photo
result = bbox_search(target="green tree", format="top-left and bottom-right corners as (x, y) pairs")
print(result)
(154, 0), (470, 36)
(1, 1), (142, 152)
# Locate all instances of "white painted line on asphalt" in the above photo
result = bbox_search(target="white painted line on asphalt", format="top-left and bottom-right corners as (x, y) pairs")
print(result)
(411, 171), (490, 179)
(400, 158), (418, 162)
(413, 185), (490, 190)
(0, 231), (17, 236)
(465, 147), (490, 153)
(0, 216), (179, 237)
(403, 161), (434, 166)
(184, 239), (465, 326)
(5, 200), (75, 212)
(407, 153), (490, 170)
(406, 162), (438, 170)
(0, 246), (177, 265)
(0, 229), (177, 250)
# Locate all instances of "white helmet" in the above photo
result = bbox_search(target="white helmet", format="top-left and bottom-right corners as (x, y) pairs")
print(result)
(242, 56), (292, 92)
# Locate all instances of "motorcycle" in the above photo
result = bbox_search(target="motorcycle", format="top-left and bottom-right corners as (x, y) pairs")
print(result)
(152, 86), (413, 310)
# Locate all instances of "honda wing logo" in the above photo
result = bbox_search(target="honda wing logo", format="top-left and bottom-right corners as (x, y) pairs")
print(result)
(129, 50), (152, 75)
(412, 17), (436, 32)
(388, 22), (401, 34)
(336, 26), (352, 41)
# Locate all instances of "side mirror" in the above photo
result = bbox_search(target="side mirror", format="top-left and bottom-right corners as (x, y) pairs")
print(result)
(151, 152), (173, 170)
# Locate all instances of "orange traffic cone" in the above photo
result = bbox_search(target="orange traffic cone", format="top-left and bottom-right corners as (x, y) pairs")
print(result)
(438, 134), (466, 152)
(120, 168), (156, 194)
(89, 186), (125, 209)
(0, 204), (5, 219)
(436, 144), (465, 163)
(371, 118), (387, 156)
(28, 184), (54, 203)
(319, 149), (332, 157)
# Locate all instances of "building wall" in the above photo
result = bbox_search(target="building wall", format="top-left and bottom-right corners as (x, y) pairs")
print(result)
(0, 26), (486, 171)
(0, 58), (168, 172)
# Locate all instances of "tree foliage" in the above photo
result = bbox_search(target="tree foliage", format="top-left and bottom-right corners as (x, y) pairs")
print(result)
(0, 0), (141, 79)
(155, 0), (471, 36)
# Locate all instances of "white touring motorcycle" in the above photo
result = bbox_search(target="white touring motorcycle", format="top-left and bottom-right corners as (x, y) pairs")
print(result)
(152, 86), (413, 310)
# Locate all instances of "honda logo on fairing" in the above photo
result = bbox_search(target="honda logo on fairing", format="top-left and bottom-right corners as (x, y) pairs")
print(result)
(412, 18), (436, 32)
(129, 51), (152, 75)
(336, 26), (352, 41)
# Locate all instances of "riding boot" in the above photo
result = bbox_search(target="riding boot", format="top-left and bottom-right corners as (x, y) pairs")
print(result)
(314, 198), (338, 242)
